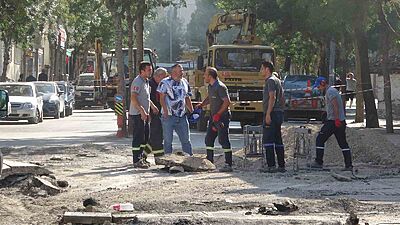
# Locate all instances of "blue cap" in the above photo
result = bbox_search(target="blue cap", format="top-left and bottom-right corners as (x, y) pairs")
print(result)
(188, 108), (202, 124)
(313, 76), (327, 89)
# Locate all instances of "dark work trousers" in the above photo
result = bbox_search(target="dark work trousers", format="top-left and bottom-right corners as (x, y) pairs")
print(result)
(148, 113), (164, 157)
(205, 112), (232, 166)
(263, 111), (285, 168)
(131, 115), (149, 163)
(315, 120), (352, 167)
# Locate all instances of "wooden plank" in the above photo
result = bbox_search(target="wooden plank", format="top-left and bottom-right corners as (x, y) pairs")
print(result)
(63, 212), (112, 224)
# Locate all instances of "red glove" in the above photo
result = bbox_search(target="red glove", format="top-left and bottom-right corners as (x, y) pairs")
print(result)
(335, 119), (342, 128)
(212, 113), (221, 122)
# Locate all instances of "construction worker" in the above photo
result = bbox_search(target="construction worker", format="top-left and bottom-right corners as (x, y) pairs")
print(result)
(310, 76), (353, 171)
(144, 67), (168, 160)
(196, 67), (233, 172)
(130, 61), (159, 168)
(261, 61), (286, 173)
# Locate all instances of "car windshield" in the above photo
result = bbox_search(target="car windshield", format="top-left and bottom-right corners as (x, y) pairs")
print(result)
(78, 75), (94, 86)
(283, 75), (316, 90)
(0, 85), (34, 97)
(215, 48), (274, 72)
(36, 83), (56, 94)
(57, 84), (66, 92)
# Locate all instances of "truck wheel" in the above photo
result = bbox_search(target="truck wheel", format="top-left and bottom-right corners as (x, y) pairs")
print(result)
(197, 111), (208, 132)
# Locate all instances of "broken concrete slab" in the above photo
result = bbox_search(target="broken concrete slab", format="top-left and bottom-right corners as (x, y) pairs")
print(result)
(169, 166), (185, 173)
(1, 160), (51, 180)
(155, 154), (216, 172)
(33, 176), (62, 195)
(62, 212), (112, 224)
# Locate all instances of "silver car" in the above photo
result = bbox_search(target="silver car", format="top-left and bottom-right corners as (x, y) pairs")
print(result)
(0, 82), (44, 124)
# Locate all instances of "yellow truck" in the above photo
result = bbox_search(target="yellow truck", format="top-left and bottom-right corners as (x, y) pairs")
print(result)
(187, 10), (276, 131)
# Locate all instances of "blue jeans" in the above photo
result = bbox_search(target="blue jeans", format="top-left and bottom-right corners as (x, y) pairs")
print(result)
(161, 115), (193, 155)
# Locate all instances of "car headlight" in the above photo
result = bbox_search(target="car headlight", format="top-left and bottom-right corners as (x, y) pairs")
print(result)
(23, 103), (34, 109)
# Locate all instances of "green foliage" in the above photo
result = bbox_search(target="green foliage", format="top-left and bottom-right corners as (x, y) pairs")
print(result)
(145, 8), (185, 62)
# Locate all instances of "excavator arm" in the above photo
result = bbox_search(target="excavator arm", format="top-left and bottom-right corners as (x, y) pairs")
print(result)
(206, 10), (261, 48)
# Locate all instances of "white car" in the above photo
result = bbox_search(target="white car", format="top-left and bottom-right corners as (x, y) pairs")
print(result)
(0, 82), (44, 124)
(34, 82), (65, 119)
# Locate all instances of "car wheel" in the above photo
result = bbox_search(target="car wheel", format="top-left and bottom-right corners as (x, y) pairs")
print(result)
(54, 105), (60, 119)
(39, 111), (44, 122)
(28, 109), (40, 124)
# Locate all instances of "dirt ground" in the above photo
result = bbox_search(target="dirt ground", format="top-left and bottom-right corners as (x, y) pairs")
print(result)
(1, 125), (400, 225)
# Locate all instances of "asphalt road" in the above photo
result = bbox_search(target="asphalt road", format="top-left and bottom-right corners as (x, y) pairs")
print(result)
(0, 108), (247, 151)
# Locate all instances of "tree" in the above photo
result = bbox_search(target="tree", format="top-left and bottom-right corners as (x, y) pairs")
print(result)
(146, 7), (185, 62)
(0, 0), (35, 81)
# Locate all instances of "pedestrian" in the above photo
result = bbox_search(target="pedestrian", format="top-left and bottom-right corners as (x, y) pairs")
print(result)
(196, 67), (233, 172)
(144, 67), (168, 161)
(345, 72), (356, 108)
(38, 69), (48, 81)
(18, 74), (24, 82)
(260, 61), (286, 173)
(157, 64), (194, 156)
(130, 61), (159, 168)
(309, 76), (353, 171)
(25, 74), (37, 82)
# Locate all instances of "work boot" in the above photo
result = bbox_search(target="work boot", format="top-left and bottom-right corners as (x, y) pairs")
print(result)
(342, 150), (353, 169)
(133, 159), (150, 169)
(260, 166), (276, 173)
(341, 166), (353, 172)
(275, 146), (285, 168)
(307, 160), (323, 169)
(206, 149), (214, 163)
(219, 163), (233, 172)
(277, 167), (287, 173)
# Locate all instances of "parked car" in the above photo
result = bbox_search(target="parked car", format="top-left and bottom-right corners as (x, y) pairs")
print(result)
(282, 75), (325, 122)
(56, 81), (75, 116)
(0, 89), (9, 176)
(74, 73), (107, 109)
(34, 82), (65, 119)
(0, 82), (44, 124)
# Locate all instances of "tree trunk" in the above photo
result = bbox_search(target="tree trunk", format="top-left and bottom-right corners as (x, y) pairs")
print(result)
(1, 36), (11, 82)
(135, 0), (145, 76)
(56, 32), (62, 81)
(318, 40), (329, 76)
(377, 1), (394, 133)
(34, 48), (39, 77)
(107, 0), (127, 135)
(354, 30), (379, 128)
(127, 6), (135, 79)
(354, 44), (365, 123)
(53, 39), (58, 81)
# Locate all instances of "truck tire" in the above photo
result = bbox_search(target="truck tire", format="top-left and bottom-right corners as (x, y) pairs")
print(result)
(197, 111), (208, 132)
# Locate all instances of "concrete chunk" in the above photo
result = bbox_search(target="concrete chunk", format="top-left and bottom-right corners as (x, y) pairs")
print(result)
(33, 176), (62, 195)
(1, 160), (51, 180)
(155, 154), (216, 172)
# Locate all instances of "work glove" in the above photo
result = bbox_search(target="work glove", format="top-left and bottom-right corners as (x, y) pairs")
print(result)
(335, 119), (342, 128)
(212, 113), (221, 123)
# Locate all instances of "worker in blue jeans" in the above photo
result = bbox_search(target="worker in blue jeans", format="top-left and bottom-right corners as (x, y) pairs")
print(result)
(158, 64), (194, 155)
